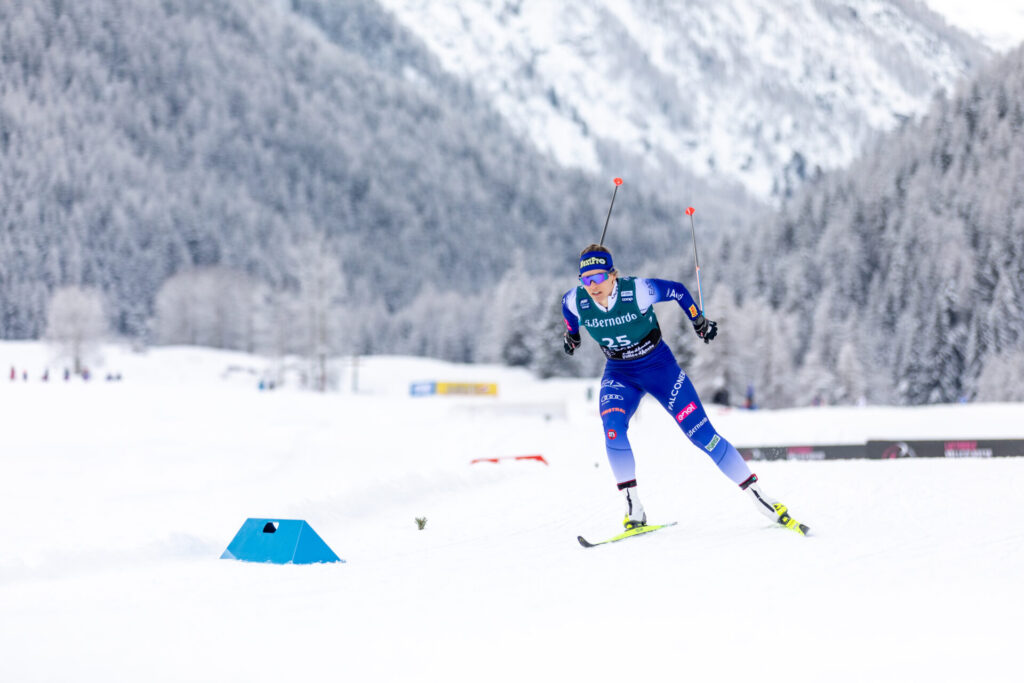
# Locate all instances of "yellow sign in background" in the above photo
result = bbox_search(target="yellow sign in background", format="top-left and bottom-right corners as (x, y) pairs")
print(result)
(435, 382), (498, 396)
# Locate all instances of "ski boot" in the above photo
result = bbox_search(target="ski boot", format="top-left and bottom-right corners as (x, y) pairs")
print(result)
(620, 480), (647, 530)
(740, 474), (809, 535)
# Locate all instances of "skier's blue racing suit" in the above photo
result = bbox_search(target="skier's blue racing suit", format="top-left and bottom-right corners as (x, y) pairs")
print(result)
(562, 276), (752, 489)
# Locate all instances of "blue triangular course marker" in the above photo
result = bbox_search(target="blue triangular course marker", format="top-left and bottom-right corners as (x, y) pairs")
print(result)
(220, 518), (344, 564)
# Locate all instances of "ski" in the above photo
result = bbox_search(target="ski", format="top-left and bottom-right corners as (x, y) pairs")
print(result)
(578, 522), (677, 548)
(780, 517), (811, 536)
(777, 509), (810, 536)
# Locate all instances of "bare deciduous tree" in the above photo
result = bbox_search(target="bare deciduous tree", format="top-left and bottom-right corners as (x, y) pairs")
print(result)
(46, 286), (107, 374)
(291, 233), (347, 392)
(154, 267), (261, 350)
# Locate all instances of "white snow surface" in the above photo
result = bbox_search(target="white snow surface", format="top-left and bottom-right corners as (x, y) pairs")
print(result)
(2, 342), (1022, 682)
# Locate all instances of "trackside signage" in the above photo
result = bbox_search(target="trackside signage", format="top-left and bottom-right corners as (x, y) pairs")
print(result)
(740, 440), (1024, 461)
(865, 439), (1023, 459)
(409, 381), (498, 397)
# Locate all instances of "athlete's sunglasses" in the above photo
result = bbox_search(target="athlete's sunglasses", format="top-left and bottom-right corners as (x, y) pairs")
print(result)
(580, 272), (611, 286)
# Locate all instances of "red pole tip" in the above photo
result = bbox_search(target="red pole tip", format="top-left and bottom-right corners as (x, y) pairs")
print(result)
(685, 207), (695, 215)
(613, 177), (623, 186)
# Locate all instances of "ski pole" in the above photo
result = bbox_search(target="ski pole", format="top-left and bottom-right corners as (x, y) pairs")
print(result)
(598, 177), (623, 246)
(685, 206), (704, 314)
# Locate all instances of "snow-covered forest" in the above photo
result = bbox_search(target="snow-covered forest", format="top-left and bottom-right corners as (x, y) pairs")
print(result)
(717, 45), (1024, 406)
(2, 0), (1023, 405)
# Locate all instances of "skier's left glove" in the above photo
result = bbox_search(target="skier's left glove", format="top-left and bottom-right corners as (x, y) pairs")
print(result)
(563, 330), (582, 355)
(692, 315), (718, 344)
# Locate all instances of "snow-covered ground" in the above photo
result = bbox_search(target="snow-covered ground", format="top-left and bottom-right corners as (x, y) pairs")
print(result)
(1, 341), (1022, 682)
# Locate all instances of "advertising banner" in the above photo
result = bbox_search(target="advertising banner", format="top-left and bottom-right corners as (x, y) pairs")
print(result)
(409, 381), (437, 396)
(437, 382), (498, 396)
(866, 439), (1024, 459)
(739, 445), (866, 461)
(740, 440), (1024, 461)
(410, 381), (498, 397)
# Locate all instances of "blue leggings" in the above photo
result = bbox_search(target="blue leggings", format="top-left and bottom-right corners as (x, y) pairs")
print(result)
(599, 343), (751, 487)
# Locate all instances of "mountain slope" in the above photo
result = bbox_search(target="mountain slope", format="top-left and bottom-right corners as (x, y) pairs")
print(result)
(378, 0), (990, 200)
(921, 0), (1024, 52)
(0, 0), (682, 339)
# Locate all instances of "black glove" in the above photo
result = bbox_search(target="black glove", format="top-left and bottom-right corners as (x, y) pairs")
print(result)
(563, 330), (582, 355)
(692, 315), (718, 344)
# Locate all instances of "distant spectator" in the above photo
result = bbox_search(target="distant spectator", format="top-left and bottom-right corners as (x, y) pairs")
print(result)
(9, 366), (15, 381)
(63, 368), (71, 381)
(711, 387), (730, 406)
(22, 370), (27, 381)
(42, 369), (49, 382)
(82, 367), (91, 381)
(744, 384), (756, 410)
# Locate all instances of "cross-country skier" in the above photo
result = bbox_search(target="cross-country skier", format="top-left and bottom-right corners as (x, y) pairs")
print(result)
(562, 244), (807, 535)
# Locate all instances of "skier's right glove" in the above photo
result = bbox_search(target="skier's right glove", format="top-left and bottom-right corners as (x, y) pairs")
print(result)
(692, 315), (718, 344)
(563, 330), (582, 355)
